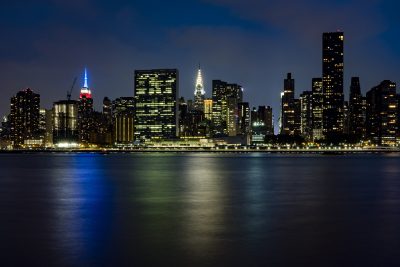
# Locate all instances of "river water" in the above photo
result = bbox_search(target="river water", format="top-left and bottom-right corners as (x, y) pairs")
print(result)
(1, 153), (400, 266)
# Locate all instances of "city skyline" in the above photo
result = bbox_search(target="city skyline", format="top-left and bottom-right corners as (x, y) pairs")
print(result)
(1, 1), (400, 128)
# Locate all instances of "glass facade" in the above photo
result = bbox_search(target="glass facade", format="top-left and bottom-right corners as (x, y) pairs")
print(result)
(211, 80), (243, 137)
(312, 78), (324, 140)
(134, 69), (179, 141)
(53, 100), (79, 146)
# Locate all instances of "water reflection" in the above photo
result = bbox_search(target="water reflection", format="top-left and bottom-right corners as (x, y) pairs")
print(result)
(242, 157), (267, 239)
(1, 153), (400, 266)
(181, 155), (227, 259)
(50, 154), (114, 266)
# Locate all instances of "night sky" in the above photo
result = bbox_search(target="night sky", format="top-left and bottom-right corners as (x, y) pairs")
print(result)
(1, 0), (400, 129)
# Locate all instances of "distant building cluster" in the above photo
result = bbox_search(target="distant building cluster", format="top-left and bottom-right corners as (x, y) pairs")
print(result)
(1, 32), (399, 149)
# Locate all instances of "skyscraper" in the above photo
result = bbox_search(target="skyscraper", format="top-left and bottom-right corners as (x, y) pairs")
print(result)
(322, 32), (344, 138)
(103, 97), (112, 122)
(280, 73), (299, 135)
(193, 65), (205, 111)
(238, 102), (251, 136)
(211, 80), (243, 137)
(178, 97), (207, 138)
(40, 108), (53, 147)
(366, 80), (397, 146)
(53, 100), (79, 147)
(134, 69), (179, 141)
(10, 88), (40, 147)
(251, 106), (273, 144)
(312, 78), (324, 140)
(113, 97), (135, 144)
(349, 77), (365, 140)
(227, 97), (239, 136)
(300, 91), (313, 141)
(78, 68), (94, 144)
(203, 99), (213, 120)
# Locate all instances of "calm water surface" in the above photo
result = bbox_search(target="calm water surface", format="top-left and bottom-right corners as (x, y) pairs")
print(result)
(1, 153), (400, 266)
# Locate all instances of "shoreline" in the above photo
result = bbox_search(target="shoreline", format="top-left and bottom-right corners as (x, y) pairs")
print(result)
(1, 148), (400, 154)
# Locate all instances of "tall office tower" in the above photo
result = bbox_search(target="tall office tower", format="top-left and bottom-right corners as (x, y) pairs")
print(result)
(251, 106), (274, 144)
(203, 99), (213, 120)
(102, 96), (113, 143)
(227, 97), (239, 136)
(193, 66), (205, 111)
(211, 80), (243, 137)
(300, 91), (313, 140)
(10, 88), (40, 147)
(178, 97), (189, 136)
(134, 69), (179, 141)
(182, 110), (206, 137)
(78, 68), (94, 144)
(343, 101), (350, 135)
(294, 99), (302, 136)
(366, 80), (397, 146)
(251, 107), (264, 144)
(280, 73), (298, 135)
(39, 108), (53, 147)
(312, 78), (324, 140)
(322, 32), (344, 138)
(0, 115), (11, 141)
(349, 77), (365, 140)
(103, 97), (112, 122)
(259, 106), (274, 136)
(179, 97), (207, 138)
(112, 97), (135, 144)
(53, 100), (79, 147)
(87, 111), (113, 146)
(267, 108), (274, 136)
(397, 94), (400, 142)
(238, 102), (250, 136)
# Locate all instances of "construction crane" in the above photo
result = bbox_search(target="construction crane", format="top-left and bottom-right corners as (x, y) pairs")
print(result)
(67, 77), (77, 101)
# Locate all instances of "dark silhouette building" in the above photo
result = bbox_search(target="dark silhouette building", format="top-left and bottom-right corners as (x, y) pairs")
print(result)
(88, 111), (113, 146)
(238, 102), (251, 137)
(113, 97), (135, 144)
(348, 77), (365, 140)
(343, 101), (350, 135)
(366, 80), (397, 146)
(134, 69), (179, 141)
(322, 32), (344, 138)
(10, 88), (40, 147)
(178, 97), (207, 138)
(251, 106), (273, 144)
(280, 73), (299, 135)
(103, 97), (112, 123)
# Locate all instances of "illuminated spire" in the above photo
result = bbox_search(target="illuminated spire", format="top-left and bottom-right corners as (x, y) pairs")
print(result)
(80, 68), (92, 99)
(193, 64), (205, 111)
(84, 68), (88, 88)
(195, 64), (205, 95)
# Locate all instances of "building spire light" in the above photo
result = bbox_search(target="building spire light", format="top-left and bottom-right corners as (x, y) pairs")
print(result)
(193, 64), (206, 111)
(84, 67), (88, 88)
(80, 67), (92, 99)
